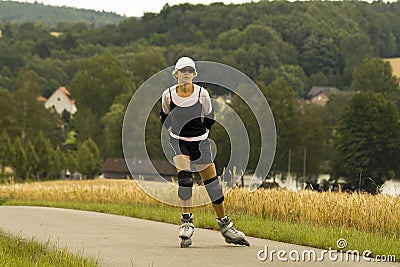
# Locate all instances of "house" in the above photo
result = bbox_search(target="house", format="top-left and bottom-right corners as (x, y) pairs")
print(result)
(103, 157), (177, 181)
(44, 86), (77, 116)
(307, 86), (352, 106)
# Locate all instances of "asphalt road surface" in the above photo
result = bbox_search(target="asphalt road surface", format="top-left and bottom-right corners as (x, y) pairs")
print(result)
(0, 206), (398, 267)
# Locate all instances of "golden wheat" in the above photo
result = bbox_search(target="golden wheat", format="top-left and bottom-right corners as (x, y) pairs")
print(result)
(0, 179), (399, 238)
(224, 187), (400, 238)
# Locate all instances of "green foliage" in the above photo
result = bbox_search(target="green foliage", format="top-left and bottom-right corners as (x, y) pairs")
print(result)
(12, 68), (61, 144)
(1, 1), (400, 181)
(0, 89), (18, 134)
(352, 57), (400, 95)
(0, 1), (124, 26)
(333, 92), (400, 193)
(70, 53), (132, 118)
(0, 229), (97, 266)
(261, 78), (299, 174)
(31, 132), (56, 178)
(0, 130), (101, 181)
(0, 131), (14, 171)
(145, 112), (163, 160)
(12, 137), (29, 179)
(101, 103), (125, 158)
(69, 53), (134, 149)
(76, 138), (103, 179)
(339, 33), (373, 85)
(260, 78), (326, 178)
(322, 93), (352, 166)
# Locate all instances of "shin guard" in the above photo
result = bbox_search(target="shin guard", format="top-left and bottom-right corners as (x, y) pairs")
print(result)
(204, 177), (224, 204)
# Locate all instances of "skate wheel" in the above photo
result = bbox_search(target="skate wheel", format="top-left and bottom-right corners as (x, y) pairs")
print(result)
(180, 238), (192, 248)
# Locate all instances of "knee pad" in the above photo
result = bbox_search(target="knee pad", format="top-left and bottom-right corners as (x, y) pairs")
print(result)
(178, 171), (193, 201)
(204, 177), (224, 204)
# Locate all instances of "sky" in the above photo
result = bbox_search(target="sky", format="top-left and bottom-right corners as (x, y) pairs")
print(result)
(11, 0), (261, 17)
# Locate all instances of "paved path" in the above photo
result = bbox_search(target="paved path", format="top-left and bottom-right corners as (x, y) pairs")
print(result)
(0, 206), (398, 267)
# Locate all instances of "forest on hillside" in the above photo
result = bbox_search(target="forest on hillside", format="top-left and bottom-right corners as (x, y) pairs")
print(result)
(0, 1), (124, 26)
(1, 0), (400, 193)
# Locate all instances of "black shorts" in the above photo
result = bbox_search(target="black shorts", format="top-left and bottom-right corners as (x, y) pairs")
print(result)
(170, 137), (213, 165)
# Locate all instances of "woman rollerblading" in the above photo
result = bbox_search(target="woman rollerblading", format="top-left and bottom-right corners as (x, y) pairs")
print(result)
(160, 56), (250, 248)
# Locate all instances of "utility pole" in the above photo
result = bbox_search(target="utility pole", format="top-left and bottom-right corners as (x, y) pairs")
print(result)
(303, 148), (307, 178)
(287, 149), (291, 178)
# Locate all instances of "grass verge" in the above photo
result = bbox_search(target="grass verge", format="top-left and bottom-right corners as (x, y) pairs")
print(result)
(0, 228), (97, 267)
(3, 199), (399, 262)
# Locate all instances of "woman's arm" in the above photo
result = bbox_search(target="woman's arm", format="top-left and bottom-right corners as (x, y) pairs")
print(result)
(160, 90), (172, 129)
(200, 88), (215, 130)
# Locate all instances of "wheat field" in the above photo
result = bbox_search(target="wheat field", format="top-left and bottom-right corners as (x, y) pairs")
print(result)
(0, 179), (399, 238)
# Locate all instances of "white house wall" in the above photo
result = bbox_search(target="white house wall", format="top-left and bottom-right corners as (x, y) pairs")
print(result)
(45, 90), (77, 115)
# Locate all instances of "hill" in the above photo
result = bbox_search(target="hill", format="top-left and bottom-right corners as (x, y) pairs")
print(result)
(0, 1), (125, 26)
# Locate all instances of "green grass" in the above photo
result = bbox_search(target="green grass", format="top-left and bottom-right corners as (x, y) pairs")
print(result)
(0, 228), (98, 267)
(3, 199), (399, 262)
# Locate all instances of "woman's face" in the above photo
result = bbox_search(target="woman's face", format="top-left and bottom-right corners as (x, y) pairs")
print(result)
(176, 67), (196, 84)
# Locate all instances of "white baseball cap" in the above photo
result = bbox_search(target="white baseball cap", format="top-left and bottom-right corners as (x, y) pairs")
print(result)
(175, 56), (196, 72)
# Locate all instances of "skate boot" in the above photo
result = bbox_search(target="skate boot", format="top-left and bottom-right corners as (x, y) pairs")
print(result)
(217, 215), (250, 246)
(179, 213), (194, 248)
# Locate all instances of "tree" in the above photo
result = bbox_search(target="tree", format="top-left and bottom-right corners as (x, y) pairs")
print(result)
(70, 53), (132, 118)
(322, 93), (352, 168)
(62, 149), (78, 176)
(101, 103), (125, 157)
(76, 138), (102, 179)
(351, 58), (399, 95)
(145, 112), (163, 160)
(24, 139), (39, 179)
(26, 57), (70, 94)
(31, 132), (55, 178)
(32, 41), (51, 59)
(300, 34), (340, 77)
(60, 32), (77, 51)
(276, 65), (307, 97)
(296, 103), (326, 177)
(0, 66), (14, 90)
(51, 146), (64, 178)
(339, 33), (372, 86)
(260, 78), (299, 176)
(69, 53), (133, 151)
(125, 50), (167, 84)
(13, 68), (61, 144)
(11, 137), (39, 180)
(0, 89), (18, 136)
(333, 92), (400, 193)
(0, 132), (14, 175)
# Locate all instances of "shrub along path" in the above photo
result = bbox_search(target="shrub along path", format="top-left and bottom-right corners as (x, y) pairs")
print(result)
(0, 206), (398, 267)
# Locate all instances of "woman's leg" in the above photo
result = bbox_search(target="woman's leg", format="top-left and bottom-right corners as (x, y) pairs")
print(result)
(197, 163), (225, 219)
(173, 154), (192, 213)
